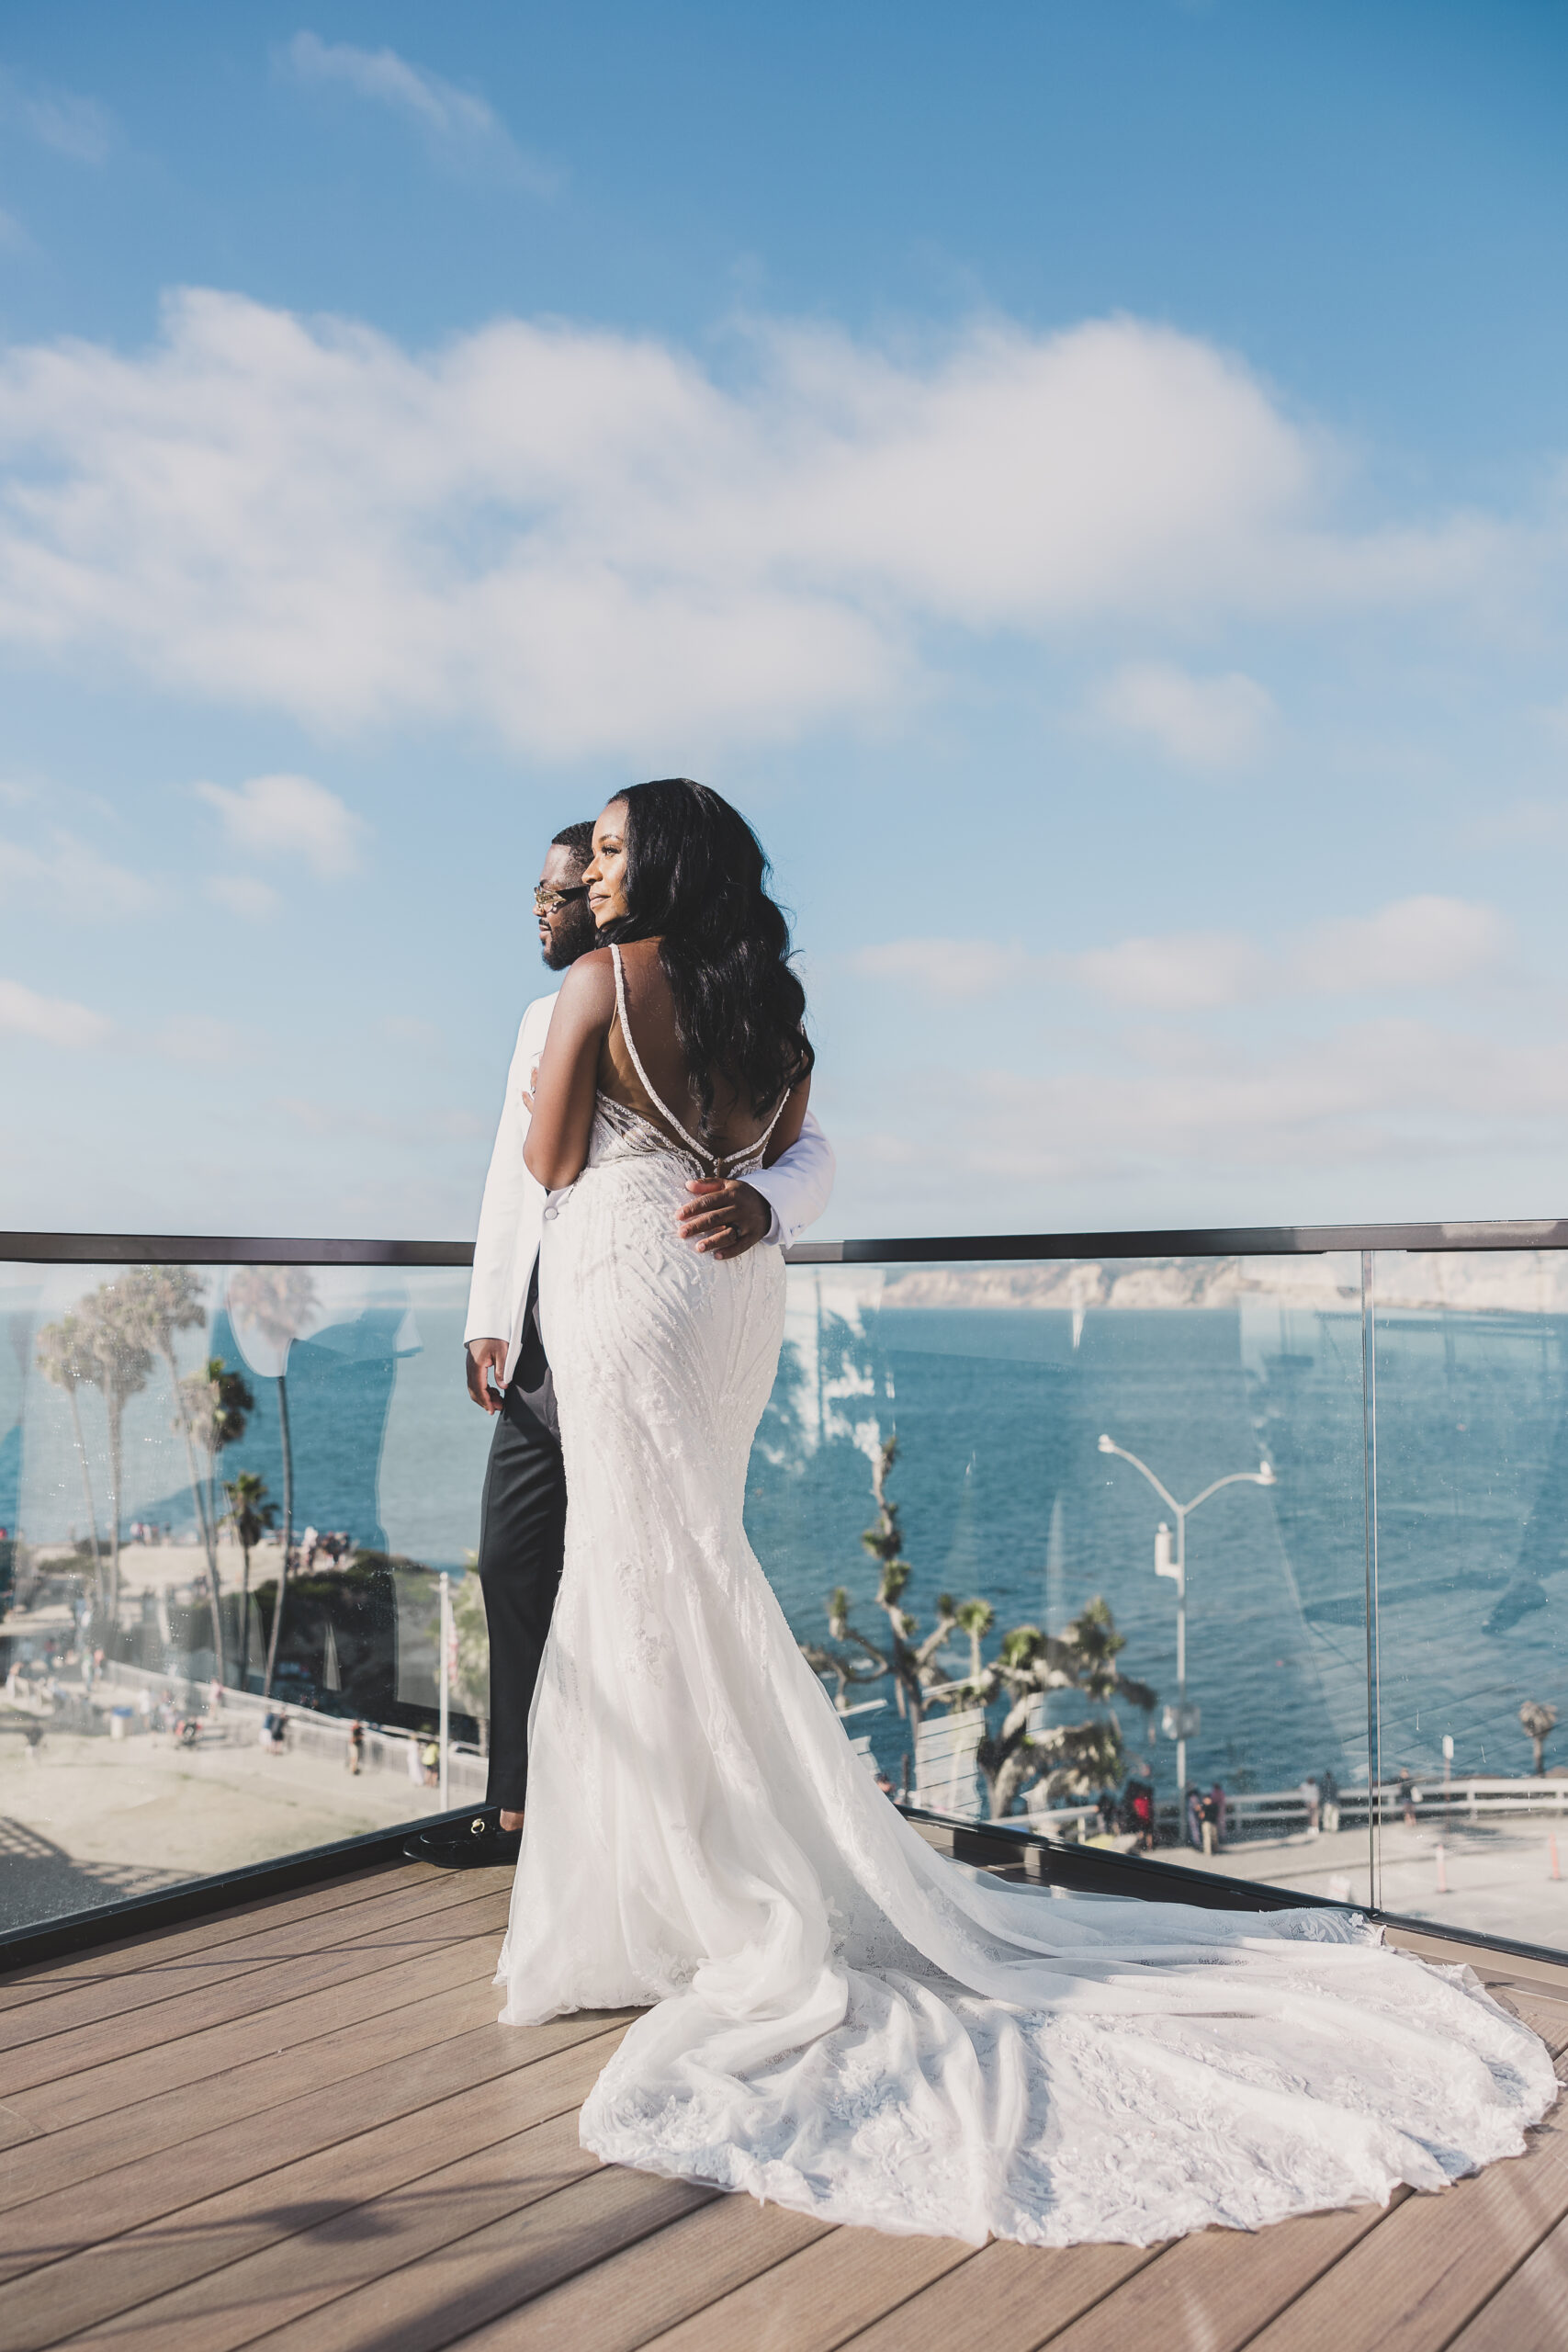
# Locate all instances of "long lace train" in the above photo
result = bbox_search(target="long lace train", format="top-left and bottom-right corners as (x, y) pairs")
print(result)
(496, 1109), (1557, 2246)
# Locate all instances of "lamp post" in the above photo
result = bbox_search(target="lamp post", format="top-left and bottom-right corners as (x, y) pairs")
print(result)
(1097, 1434), (1276, 1804)
(438, 1571), (451, 1813)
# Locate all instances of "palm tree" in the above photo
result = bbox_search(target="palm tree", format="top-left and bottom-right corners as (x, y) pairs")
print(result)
(222, 1470), (277, 1688)
(181, 1355), (254, 1682)
(34, 1313), (106, 1617)
(75, 1283), (154, 1628)
(124, 1268), (228, 1672)
(1520, 1700), (1559, 1778)
(227, 1267), (318, 1696)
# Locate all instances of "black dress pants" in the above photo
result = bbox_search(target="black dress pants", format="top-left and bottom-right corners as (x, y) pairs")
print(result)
(476, 1376), (567, 1813)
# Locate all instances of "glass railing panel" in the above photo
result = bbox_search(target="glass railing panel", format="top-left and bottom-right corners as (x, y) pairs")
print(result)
(751, 1254), (1371, 1906)
(1371, 1248), (1568, 1949)
(0, 1257), (492, 1936)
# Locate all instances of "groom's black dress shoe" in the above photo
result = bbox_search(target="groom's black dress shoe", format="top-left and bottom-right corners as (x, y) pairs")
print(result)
(403, 1812), (522, 1869)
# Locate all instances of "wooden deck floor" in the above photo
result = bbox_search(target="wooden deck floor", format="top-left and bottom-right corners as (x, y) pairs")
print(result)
(2, 1853), (1566, 2352)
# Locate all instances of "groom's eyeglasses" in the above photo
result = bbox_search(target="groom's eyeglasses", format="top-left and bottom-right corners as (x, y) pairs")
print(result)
(534, 884), (590, 915)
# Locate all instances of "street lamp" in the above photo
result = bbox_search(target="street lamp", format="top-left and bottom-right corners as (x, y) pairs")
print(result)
(1097, 1433), (1275, 1802)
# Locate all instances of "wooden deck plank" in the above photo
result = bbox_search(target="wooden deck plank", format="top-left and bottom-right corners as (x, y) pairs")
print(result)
(1246, 2098), (1568, 2351)
(0, 1868), (495, 2072)
(0, 1949), (505, 2211)
(3, 2023), (628, 2347)
(241, 2167), (719, 2352)
(65, 2106), (604, 2351)
(1444, 2204), (1568, 2349)
(447, 2194), (829, 2352)
(0, 1860), (445, 2010)
(0, 1862), (505, 2088)
(2, 1856), (1564, 2352)
(0, 2008), (627, 2289)
(839, 2240), (1159, 2351)
(0, 1906), (505, 2120)
(1041, 2198), (1403, 2352)
(3, 1903), (509, 2138)
(636, 2222), (977, 2350)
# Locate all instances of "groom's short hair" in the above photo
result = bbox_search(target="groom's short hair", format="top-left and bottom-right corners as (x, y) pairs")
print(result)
(552, 821), (594, 868)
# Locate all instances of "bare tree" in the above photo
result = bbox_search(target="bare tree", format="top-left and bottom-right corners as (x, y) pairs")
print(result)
(798, 1585), (889, 1711)
(227, 1267), (319, 1696)
(1520, 1700), (1559, 1778)
(799, 1434), (962, 1788)
(34, 1313), (106, 1617)
(933, 1600), (1156, 1819)
(858, 1433), (961, 1758)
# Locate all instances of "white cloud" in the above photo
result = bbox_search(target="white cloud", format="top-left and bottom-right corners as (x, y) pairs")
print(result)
(863, 896), (1508, 1012)
(1296, 896), (1508, 995)
(207, 874), (281, 921)
(0, 828), (153, 914)
(852, 938), (1047, 1001)
(1071, 931), (1270, 1010)
(922, 1017), (1568, 1189)
(8, 81), (112, 165)
(195, 774), (366, 876)
(282, 33), (553, 189)
(0, 977), (110, 1048)
(0, 292), (1523, 760)
(1092, 662), (1277, 770)
(1073, 897), (1506, 1011)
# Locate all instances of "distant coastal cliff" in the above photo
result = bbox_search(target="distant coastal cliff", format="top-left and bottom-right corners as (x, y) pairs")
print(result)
(879, 1252), (1568, 1316)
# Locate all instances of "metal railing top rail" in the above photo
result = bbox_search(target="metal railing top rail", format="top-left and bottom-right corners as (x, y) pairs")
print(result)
(790, 1216), (1568, 1263)
(4, 1216), (1568, 1267)
(0, 1233), (474, 1266)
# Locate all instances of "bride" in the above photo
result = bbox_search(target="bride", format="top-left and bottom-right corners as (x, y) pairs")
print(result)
(497, 777), (1555, 2247)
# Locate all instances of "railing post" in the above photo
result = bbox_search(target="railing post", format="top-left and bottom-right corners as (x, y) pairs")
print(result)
(438, 1572), (451, 1813)
(1361, 1249), (1382, 1914)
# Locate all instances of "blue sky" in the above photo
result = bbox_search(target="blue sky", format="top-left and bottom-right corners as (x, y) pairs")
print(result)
(2, 1), (1568, 1241)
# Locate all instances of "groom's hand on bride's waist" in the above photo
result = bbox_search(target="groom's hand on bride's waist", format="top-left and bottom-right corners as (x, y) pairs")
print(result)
(676, 1178), (770, 1261)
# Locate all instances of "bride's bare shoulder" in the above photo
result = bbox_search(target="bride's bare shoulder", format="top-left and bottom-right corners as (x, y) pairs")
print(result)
(553, 948), (616, 1023)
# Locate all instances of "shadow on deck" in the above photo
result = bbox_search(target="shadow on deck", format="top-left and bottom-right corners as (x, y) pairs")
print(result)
(1, 1831), (1565, 2351)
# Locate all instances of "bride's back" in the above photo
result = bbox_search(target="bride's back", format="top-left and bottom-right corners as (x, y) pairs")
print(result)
(599, 937), (782, 1163)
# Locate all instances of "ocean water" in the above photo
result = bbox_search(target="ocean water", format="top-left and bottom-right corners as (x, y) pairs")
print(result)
(4, 1261), (1567, 1804)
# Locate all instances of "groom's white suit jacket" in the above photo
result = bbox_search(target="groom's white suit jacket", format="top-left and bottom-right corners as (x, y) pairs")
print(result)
(466, 988), (836, 1385)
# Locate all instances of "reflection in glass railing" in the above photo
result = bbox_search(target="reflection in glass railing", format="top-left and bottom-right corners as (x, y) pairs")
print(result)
(1370, 1250), (1568, 1951)
(0, 1258), (492, 1933)
(750, 1257), (1374, 1911)
(7, 1236), (1568, 1960)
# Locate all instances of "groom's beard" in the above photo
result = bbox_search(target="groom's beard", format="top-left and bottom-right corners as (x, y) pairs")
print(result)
(542, 899), (598, 969)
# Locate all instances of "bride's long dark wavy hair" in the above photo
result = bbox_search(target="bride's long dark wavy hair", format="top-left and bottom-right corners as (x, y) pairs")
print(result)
(603, 778), (813, 1140)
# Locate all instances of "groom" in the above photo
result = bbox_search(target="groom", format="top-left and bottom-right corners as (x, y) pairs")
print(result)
(407, 818), (836, 1867)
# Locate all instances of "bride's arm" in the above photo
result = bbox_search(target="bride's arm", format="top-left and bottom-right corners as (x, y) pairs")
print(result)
(522, 950), (616, 1189)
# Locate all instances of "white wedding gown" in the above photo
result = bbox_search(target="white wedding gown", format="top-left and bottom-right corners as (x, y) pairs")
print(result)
(497, 956), (1556, 2247)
